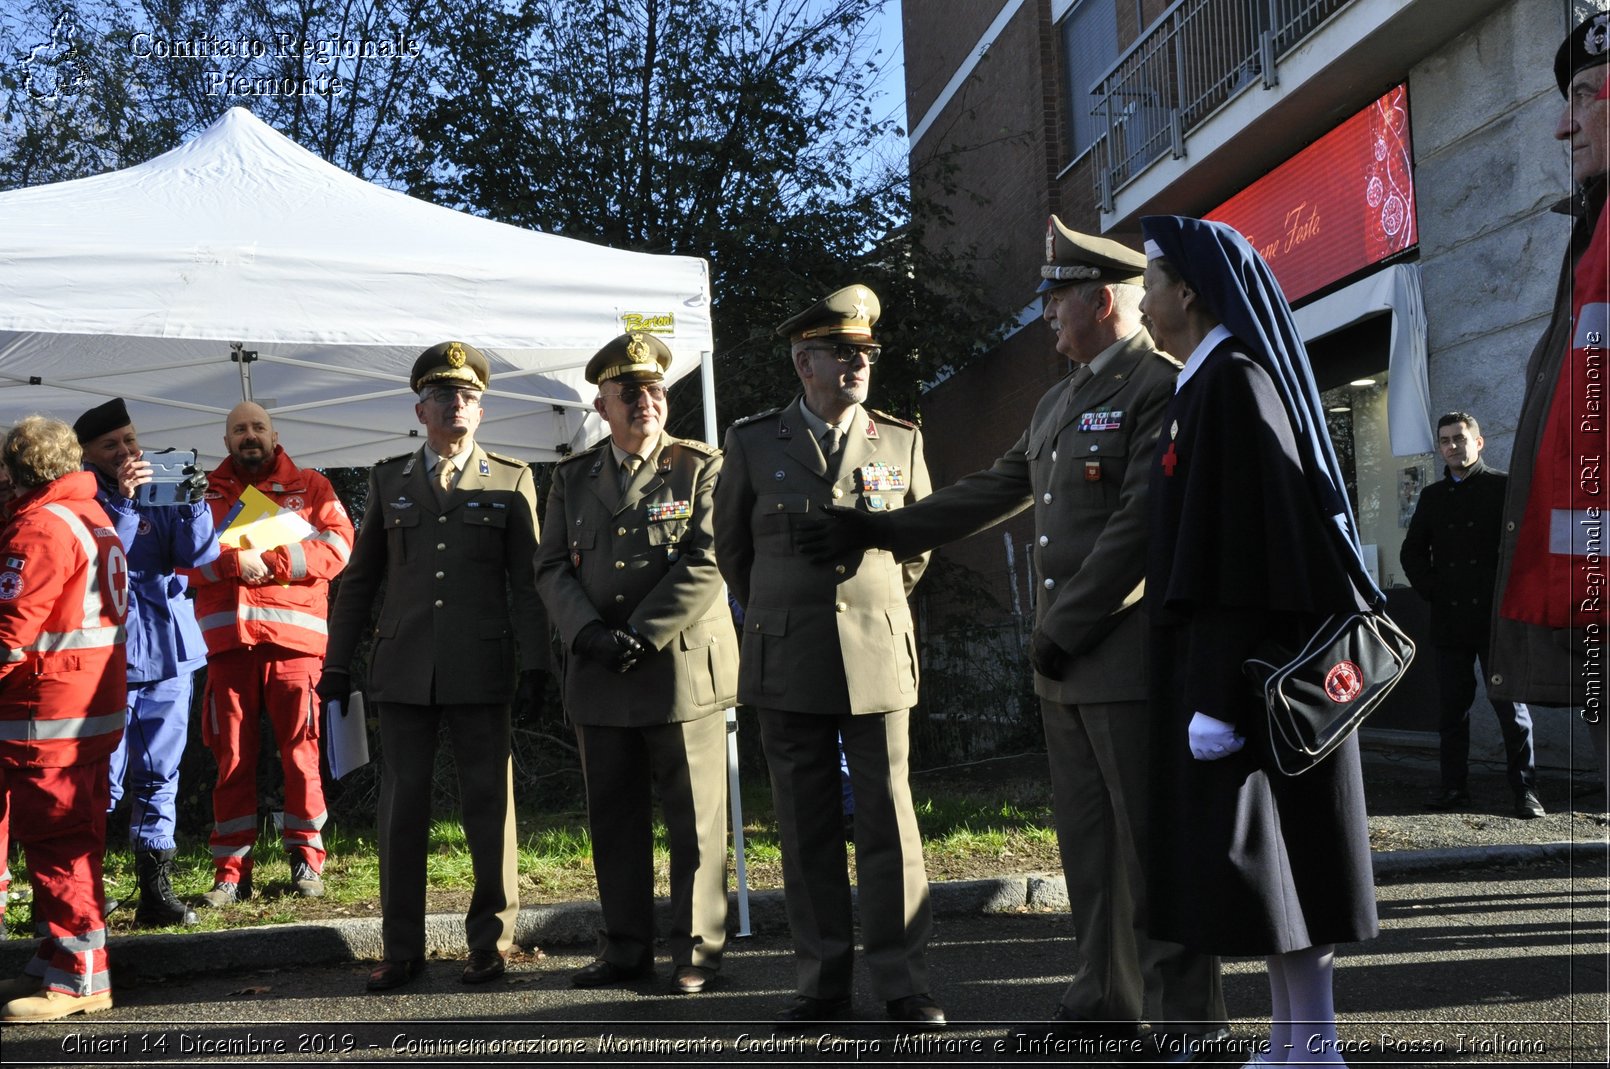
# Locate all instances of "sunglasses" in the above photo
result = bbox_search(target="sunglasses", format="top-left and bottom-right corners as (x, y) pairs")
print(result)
(804, 343), (881, 365)
(606, 382), (668, 404)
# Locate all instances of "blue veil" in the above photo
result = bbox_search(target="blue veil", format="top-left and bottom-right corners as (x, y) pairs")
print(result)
(1140, 215), (1384, 609)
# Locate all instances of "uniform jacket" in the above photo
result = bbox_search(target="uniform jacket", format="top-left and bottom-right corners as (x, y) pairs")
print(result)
(95, 471), (216, 684)
(536, 434), (737, 726)
(186, 446), (354, 659)
(1490, 178), (1606, 705)
(1399, 460), (1508, 648)
(715, 398), (931, 715)
(326, 443), (546, 706)
(0, 471), (128, 768)
(879, 331), (1178, 704)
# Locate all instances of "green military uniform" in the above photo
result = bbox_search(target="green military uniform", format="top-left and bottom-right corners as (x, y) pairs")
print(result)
(534, 333), (737, 979)
(714, 286), (936, 1006)
(874, 220), (1224, 1031)
(325, 342), (546, 967)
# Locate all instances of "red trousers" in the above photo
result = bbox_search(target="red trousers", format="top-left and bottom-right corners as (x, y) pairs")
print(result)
(0, 761), (112, 996)
(202, 646), (328, 880)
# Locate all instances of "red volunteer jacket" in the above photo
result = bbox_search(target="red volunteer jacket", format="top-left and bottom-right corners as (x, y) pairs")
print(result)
(187, 446), (354, 658)
(0, 471), (129, 768)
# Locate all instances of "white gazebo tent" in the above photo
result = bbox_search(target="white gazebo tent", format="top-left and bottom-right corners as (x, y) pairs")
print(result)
(0, 107), (716, 467)
(0, 108), (755, 932)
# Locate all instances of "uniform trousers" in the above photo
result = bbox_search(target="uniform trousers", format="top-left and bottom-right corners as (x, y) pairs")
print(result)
(107, 673), (194, 850)
(376, 700), (519, 960)
(1041, 698), (1225, 1028)
(758, 707), (932, 1001)
(0, 761), (112, 996)
(574, 715), (728, 970)
(202, 645), (328, 880)
(1434, 644), (1534, 792)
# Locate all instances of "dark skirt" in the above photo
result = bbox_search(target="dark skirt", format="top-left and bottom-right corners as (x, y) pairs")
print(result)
(1145, 621), (1380, 957)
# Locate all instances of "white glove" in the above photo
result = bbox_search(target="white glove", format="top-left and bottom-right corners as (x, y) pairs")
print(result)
(1188, 712), (1245, 761)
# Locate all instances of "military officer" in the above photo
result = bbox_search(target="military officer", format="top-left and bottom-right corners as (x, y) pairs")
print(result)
(713, 284), (943, 1028)
(799, 222), (1227, 1049)
(535, 332), (737, 995)
(322, 341), (548, 992)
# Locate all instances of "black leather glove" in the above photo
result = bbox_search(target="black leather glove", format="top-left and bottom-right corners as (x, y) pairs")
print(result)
(1029, 629), (1069, 679)
(315, 669), (350, 705)
(180, 465), (209, 504)
(515, 668), (546, 721)
(796, 503), (885, 564)
(576, 621), (645, 673)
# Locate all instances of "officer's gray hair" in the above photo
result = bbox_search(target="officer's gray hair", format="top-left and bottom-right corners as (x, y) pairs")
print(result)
(1070, 281), (1144, 322)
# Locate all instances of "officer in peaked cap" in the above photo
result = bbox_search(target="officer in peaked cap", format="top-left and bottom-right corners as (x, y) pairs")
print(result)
(1038, 214), (1147, 292)
(536, 331), (736, 995)
(583, 330), (674, 385)
(323, 339), (548, 993)
(714, 284), (945, 1027)
(793, 218), (1224, 1045)
(409, 339), (491, 393)
(774, 283), (881, 341)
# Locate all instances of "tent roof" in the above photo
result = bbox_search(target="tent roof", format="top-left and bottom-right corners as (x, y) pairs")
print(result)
(0, 107), (713, 467)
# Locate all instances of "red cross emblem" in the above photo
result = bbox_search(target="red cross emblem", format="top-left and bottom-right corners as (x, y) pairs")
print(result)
(1324, 660), (1364, 703)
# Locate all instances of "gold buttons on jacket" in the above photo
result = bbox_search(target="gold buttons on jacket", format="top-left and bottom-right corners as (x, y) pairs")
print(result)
(832, 487), (843, 499)
(437, 543), (446, 550)
(835, 601), (848, 613)
(617, 527), (627, 536)
(438, 516), (447, 524)
(835, 565), (846, 575)
(615, 561), (625, 570)
(615, 594), (626, 604)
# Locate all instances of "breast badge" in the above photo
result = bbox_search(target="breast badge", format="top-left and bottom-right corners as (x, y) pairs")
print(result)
(857, 462), (906, 493)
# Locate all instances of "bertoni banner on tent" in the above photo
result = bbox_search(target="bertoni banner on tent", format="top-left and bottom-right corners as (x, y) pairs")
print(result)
(0, 107), (715, 468)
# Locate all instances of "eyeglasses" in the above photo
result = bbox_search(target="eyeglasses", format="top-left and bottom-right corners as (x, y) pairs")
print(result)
(423, 387), (482, 407)
(606, 382), (668, 404)
(803, 343), (881, 365)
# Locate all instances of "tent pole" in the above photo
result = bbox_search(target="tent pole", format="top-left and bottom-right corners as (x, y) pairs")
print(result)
(231, 342), (256, 402)
(703, 346), (752, 936)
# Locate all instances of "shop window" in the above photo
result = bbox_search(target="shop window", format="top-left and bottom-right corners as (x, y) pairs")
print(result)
(1321, 373), (1435, 591)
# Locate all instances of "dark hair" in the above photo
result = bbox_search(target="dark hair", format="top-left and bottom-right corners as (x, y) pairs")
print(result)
(1436, 411), (1480, 436)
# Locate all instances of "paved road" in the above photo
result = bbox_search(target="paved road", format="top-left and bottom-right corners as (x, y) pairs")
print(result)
(2, 859), (1604, 1066)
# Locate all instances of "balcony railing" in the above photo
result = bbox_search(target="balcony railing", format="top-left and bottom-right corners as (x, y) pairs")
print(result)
(1091, 0), (1351, 210)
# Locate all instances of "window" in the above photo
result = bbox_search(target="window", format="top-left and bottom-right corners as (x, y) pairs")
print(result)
(1060, 0), (1120, 159)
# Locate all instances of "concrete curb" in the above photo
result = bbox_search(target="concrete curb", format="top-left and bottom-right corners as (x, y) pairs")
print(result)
(2, 840), (1602, 980)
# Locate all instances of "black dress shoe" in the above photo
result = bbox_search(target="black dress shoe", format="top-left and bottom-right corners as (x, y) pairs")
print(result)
(462, 949), (506, 984)
(1427, 787), (1470, 810)
(774, 995), (853, 1024)
(1149, 1025), (1232, 1064)
(366, 957), (425, 992)
(571, 958), (652, 988)
(886, 994), (946, 1029)
(1514, 789), (1546, 819)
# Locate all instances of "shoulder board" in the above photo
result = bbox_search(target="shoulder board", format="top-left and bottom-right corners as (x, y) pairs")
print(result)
(482, 450), (531, 468)
(866, 407), (917, 430)
(731, 406), (782, 428)
(372, 452), (412, 467)
(672, 438), (719, 457)
(556, 444), (605, 468)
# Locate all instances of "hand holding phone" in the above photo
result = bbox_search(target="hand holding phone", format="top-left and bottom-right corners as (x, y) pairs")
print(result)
(135, 448), (200, 507)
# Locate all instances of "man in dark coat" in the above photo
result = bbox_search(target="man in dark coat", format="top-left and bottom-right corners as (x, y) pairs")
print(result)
(1491, 12), (1610, 793)
(1401, 412), (1539, 817)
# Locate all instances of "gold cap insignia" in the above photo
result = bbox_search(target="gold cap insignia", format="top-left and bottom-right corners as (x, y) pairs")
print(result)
(446, 341), (466, 369)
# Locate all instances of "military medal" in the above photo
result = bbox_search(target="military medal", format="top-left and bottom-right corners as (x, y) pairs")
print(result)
(1078, 409), (1124, 432)
(857, 461), (906, 492)
(1084, 460), (1102, 482)
(647, 500), (692, 522)
(865, 494), (887, 511)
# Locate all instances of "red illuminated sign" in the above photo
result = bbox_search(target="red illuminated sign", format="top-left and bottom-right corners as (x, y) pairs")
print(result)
(1206, 84), (1416, 303)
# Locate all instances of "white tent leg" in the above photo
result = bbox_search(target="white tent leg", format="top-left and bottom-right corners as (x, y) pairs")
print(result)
(702, 347), (751, 936)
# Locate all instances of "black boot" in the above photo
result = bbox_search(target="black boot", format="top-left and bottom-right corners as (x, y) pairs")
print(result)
(134, 848), (197, 927)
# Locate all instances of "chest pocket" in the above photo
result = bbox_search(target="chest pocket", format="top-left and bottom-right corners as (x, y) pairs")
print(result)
(567, 518), (596, 551)
(646, 520), (689, 546)
(1069, 429), (1129, 507)
(381, 503), (421, 562)
(462, 504), (510, 560)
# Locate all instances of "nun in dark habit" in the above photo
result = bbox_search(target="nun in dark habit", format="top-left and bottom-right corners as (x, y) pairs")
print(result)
(1136, 216), (1379, 1067)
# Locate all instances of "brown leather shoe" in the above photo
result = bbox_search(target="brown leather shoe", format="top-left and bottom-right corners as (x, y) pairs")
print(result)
(571, 958), (652, 988)
(886, 993), (946, 1029)
(671, 965), (713, 994)
(462, 949), (506, 984)
(365, 958), (425, 992)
